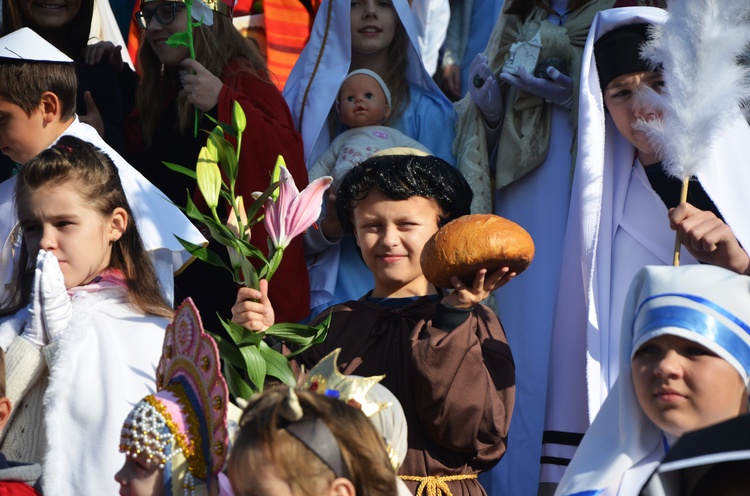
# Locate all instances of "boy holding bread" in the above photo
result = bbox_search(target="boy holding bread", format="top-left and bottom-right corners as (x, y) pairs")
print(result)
(232, 151), (517, 496)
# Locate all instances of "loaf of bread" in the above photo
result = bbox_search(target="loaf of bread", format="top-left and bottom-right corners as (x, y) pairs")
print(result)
(420, 214), (535, 288)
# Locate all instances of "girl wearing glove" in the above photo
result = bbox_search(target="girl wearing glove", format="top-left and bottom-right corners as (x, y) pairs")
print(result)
(452, 1), (615, 495)
(0, 136), (172, 495)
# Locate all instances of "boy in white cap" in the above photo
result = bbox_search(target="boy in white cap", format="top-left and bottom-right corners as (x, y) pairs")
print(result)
(0, 27), (205, 307)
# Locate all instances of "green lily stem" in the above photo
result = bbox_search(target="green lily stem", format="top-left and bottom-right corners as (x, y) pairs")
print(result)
(186, 0), (198, 137)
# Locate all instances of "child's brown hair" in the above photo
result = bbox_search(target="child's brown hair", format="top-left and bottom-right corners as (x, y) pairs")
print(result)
(0, 62), (76, 121)
(6, 136), (172, 318)
(230, 387), (397, 496)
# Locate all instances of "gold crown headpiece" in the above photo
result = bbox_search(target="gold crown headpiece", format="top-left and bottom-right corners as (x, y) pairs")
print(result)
(300, 349), (391, 417)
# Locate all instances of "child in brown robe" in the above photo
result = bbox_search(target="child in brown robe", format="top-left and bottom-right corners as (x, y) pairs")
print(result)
(232, 152), (516, 496)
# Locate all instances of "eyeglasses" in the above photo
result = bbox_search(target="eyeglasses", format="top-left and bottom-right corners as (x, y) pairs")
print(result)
(135, 3), (186, 29)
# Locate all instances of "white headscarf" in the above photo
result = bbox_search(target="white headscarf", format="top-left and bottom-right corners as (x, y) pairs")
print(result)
(282, 0), (448, 167)
(556, 264), (750, 496)
(548, 5), (750, 427)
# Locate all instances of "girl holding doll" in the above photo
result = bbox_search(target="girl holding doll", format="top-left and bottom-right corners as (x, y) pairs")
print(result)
(283, 0), (456, 313)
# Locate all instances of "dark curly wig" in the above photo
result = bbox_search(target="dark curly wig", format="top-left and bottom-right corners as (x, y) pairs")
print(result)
(335, 154), (473, 235)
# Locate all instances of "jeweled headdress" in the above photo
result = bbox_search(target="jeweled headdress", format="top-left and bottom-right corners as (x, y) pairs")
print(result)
(119, 298), (229, 496)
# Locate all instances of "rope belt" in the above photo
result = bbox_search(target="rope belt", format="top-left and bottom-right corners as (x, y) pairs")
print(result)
(399, 474), (478, 496)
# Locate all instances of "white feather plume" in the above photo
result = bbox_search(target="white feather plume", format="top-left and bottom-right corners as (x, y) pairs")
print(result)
(636, 0), (750, 180)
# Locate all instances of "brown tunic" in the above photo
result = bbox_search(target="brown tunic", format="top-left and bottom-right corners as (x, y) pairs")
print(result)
(299, 296), (515, 496)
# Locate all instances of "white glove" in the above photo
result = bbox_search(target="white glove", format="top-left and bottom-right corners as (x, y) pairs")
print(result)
(468, 54), (504, 126)
(22, 250), (72, 348)
(499, 66), (574, 110)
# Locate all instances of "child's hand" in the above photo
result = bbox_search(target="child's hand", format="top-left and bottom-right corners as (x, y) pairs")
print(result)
(441, 267), (515, 309)
(320, 191), (344, 240)
(79, 91), (105, 138)
(231, 279), (275, 332)
(22, 250), (72, 348)
(82, 41), (123, 72)
(670, 203), (750, 275)
(180, 59), (223, 112)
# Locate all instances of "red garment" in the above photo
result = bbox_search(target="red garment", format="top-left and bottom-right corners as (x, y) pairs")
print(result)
(0, 483), (40, 496)
(216, 60), (311, 322)
(123, 59), (311, 324)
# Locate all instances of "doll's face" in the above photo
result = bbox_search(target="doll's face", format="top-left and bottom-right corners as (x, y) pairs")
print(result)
(338, 74), (391, 128)
(350, 0), (397, 57)
(631, 334), (749, 438)
(115, 452), (166, 496)
(20, 0), (81, 32)
(603, 70), (664, 165)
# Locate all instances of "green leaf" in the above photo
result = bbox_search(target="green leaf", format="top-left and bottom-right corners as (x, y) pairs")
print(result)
(239, 256), (260, 289)
(259, 341), (296, 386)
(281, 312), (331, 357)
(235, 238), (266, 260)
(224, 362), (256, 400)
(165, 31), (190, 47)
(244, 181), (281, 222)
(175, 235), (231, 271)
(209, 332), (245, 369)
(218, 318), (262, 346)
(182, 193), (208, 223)
(204, 116), (238, 138)
(240, 344), (266, 392)
(163, 161), (196, 179)
(263, 322), (322, 341)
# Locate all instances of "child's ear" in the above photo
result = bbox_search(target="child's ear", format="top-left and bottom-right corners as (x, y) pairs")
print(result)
(40, 91), (63, 124)
(384, 104), (391, 119)
(109, 207), (128, 242)
(328, 478), (355, 496)
(0, 397), (12, 431)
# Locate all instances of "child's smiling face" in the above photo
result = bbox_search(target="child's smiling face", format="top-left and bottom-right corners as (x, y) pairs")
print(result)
(352, 186), (441, 298)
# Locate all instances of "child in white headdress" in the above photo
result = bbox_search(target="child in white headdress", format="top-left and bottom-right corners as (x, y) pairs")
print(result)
(556, 264), (750, 496)
(542, 6), (750, 484)
(307, 69), (430, 187)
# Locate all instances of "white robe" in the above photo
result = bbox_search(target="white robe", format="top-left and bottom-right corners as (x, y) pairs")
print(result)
(556, 264), (750, 496)
(0, 287), (167, 495)
(541, 6), (750, 484)
(0, 118), (206, 305)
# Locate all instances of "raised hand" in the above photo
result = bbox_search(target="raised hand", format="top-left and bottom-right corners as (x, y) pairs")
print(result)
(23, 250), (72, 347)
(468, 54), (504, 126)
(499, 66), (573, 109)
(442, 266), (515, 310)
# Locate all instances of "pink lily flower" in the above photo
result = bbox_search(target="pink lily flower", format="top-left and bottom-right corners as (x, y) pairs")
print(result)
(264, 162), (332, 251)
